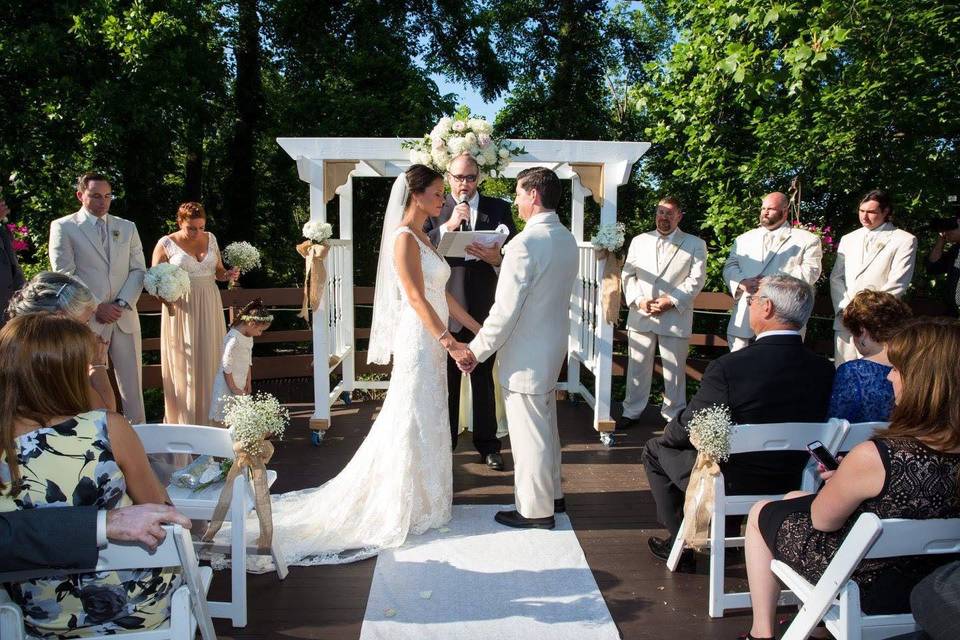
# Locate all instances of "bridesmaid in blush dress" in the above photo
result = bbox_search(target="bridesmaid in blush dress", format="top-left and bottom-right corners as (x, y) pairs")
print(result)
(152, 202), (238, 429)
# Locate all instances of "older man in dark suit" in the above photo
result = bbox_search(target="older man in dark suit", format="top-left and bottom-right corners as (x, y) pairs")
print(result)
(643, 274), (835, 563)
(0, 200), (26, 325)
(425, 153), (516, 470)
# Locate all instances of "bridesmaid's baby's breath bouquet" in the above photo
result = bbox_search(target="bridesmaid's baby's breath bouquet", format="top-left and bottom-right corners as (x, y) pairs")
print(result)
(222, 392), (290, 457)
(222, 241), (262, 288)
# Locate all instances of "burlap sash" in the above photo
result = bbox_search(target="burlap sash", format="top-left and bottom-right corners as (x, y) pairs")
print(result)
(680, 451), (721, 550)
(597, 249), (623, 325)
(296, 241), (330, 320)
(202, 440), (275, 553)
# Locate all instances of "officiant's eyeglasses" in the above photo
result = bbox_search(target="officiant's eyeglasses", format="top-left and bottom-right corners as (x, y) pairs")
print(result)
(448, 173), (478, 183)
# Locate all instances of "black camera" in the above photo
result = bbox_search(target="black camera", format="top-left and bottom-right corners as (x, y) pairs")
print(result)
(930, 195), (960, 232)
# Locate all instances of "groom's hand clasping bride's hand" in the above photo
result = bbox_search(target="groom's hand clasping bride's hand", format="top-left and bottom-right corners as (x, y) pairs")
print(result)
(451, 343), (478, 374)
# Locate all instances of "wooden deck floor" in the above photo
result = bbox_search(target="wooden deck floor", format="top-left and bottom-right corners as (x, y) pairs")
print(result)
(210, 398), (754, 640)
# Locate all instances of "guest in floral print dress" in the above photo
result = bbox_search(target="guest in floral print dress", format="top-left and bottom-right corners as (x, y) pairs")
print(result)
(0, 314), (180, 638)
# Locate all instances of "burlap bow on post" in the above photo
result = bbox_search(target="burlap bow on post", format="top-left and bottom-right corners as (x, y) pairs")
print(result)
(203, 440), (276, 555)
(296, 240), (330, 321)
(680, 450), (721, 551)
(597, 249), (623, 325)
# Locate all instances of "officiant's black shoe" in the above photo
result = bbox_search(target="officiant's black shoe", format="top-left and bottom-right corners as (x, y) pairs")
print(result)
(495, 509), (555, 529)
(484, 453), (505, 471)
(554, 498), (566, 513)
(648, 535), (696, 572)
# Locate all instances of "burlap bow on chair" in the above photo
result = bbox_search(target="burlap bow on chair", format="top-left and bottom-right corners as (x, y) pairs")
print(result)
(203, 440), (276, 554)
(296, 240), (330, 321)
(597, 249), (623, 325)
(680, 450), (721, 551)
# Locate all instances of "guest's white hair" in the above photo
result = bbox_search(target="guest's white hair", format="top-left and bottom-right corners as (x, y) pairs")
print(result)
(7, 271), (96, 321)
(758, 274), (815, 328)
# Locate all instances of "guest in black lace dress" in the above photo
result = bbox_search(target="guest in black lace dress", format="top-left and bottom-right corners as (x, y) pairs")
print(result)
(741, 317), (960, 640)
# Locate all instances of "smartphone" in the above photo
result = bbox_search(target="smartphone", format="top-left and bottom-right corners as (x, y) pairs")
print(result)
(807, 440), (839, 471)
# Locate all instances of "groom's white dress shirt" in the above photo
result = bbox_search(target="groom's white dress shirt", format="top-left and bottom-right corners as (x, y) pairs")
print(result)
(470, 211), (578, 518)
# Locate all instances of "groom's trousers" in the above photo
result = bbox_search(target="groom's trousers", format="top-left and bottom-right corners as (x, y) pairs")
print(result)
(503, 389), (562, 519)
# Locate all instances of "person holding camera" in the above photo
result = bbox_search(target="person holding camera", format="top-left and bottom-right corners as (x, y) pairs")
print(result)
(926, 215), (960, 317)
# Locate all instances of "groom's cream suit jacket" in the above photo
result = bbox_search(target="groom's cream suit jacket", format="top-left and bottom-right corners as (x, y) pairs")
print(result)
(49, 209), (146, 336)
(621, 229), (707, 338)
(829, 222), (917, 330)
(722, 225), (822, 338)
(470, 212), (578, 395)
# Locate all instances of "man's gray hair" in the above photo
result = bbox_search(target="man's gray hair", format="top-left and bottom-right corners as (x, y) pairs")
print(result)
(758, 274), (815, 328)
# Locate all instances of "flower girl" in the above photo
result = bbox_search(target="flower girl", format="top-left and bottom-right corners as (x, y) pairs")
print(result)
(209, 299), (273, 425)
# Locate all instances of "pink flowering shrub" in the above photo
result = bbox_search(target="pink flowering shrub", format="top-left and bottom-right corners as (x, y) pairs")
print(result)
(6, 223), (28, 252)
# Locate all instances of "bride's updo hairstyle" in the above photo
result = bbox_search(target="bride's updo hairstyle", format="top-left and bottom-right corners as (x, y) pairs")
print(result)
(404, 164), (443, 208)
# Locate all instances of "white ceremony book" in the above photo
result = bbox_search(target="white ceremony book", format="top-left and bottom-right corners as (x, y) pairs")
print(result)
(437, 226), (509, 260)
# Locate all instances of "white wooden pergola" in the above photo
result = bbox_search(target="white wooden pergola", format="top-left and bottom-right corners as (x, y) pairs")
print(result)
(277, 138), (650, 444)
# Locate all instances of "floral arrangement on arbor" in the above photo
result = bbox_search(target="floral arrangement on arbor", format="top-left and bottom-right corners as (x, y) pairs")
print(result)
(143, 263), (191, 302)
(402, 109), (524, 180)
(222, 241), (262, 288)
(6, 223), (29, 252)
(296, 221), (334, 321)
(591, 222), (627, 325)
(682, 404), (734, 549)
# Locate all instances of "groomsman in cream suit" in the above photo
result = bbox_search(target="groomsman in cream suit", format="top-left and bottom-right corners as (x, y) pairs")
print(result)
(461, 167), (578, 530)
(722, 192), (822, 350)
(620, 197), (707, 427)
(50, 173), (146, 423)
(830, 189), (917, 364)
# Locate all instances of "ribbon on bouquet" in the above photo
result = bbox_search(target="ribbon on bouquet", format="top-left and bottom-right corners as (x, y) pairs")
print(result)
(203, 439), (276, 554)
(597, 249), (623, 325)
(679, 450), (721, 551)
(296, 240), (330, 321)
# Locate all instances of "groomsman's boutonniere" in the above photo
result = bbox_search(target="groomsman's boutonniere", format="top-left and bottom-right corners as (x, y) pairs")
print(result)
(111, 229), (120, 241)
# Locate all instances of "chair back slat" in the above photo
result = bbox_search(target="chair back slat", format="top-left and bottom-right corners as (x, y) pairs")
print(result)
(838, 421), (889, 451)
(728, 419), (847, 456)
(133, 423), (235, 458)
(864, 517), (960, 559)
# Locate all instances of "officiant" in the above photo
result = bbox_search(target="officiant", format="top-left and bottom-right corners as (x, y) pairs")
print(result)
(425, 153), (516, 470)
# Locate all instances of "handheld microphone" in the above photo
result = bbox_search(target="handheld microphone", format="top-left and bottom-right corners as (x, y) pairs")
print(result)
(456, 194), (470, 231)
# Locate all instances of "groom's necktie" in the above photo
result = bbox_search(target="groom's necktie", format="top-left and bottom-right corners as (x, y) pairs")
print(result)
(96, 217), (110, 263)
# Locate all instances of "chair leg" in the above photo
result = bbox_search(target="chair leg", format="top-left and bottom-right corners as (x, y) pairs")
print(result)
(666, 518), (686, 572)
(708, 503), (726, 618)
(271, 539), (289, 580)
(168, 585), (191, 640)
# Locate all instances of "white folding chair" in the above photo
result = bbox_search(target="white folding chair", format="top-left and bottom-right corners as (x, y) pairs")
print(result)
(134, 423), (288, 628)
(774, 514), (960, 640)
(667, 419), (849, 618)
(838, 421), (889, 452)
(0, 525), (215, 640)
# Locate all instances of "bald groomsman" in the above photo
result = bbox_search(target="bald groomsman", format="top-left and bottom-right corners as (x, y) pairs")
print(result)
(619, 197), (707, 428)
(830, 190), (917, 364)
(722, 192), (822, 351)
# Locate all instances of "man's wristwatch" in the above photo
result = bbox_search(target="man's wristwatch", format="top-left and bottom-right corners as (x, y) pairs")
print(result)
(114, 299), (131, 310)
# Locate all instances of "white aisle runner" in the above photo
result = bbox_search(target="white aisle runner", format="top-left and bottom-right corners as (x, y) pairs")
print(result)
(359, 504), (621, 640)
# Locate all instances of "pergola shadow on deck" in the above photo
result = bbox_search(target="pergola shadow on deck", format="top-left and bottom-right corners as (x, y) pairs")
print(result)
(210, 399), (755, 640)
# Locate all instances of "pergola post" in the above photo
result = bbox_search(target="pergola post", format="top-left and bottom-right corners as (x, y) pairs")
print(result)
(337, 177), (356, 399)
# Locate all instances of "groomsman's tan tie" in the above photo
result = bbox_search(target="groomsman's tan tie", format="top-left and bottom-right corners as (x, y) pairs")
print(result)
(656, 236), (668, 270)
(97, 217), (110, 264)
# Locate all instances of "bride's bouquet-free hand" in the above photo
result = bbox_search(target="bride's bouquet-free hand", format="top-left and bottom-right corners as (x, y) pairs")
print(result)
(143, 263), (191, 302)
(222, 241), (262, 288)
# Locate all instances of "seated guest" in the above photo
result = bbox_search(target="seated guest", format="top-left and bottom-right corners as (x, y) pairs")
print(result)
(7, 271), (116, 411)
(0, 504), (190, 573)
(0, 314), (179, 638)
(643, 274), (835, 563)
(829, 289), (912, 423)
(742, 318), (960, 639)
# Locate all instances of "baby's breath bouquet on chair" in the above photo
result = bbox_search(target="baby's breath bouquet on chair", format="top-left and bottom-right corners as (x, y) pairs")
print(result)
(590, 222), (626, 325)
(204, 392), (289, 557)
(222, 241), (262, 288)
(681, 404), (733, 550)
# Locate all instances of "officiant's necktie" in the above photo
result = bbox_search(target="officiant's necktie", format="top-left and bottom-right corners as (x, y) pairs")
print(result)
(97, 217), (110, 263)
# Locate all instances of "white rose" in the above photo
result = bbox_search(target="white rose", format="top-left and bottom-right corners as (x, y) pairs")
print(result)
(498, 148), (510, 158)
(463, 132), (477, 146)
(470, 118), (492, 134)
(468, 144), (480, 156)
(433, 117), (452, 136)
(452, 120), (466, 132)
(447, 136), (465, 155)
(477, 133), (492, 148)
(483, 147), (497, 164)
(476, 154), (489, 166)
(431, 149), (448, 168)
(416, 150), (432, 166)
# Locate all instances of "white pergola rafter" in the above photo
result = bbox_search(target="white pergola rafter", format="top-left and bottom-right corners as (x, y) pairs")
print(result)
(278, 137), (650, 443)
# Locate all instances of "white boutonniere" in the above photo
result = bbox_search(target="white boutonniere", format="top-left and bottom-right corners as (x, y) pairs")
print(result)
(111, 229), (120, 241)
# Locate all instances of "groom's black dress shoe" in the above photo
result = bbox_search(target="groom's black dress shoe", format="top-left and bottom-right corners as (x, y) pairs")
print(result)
(648, 535), (696, 572)
(495, 510), (555, 529)
(484, 453), (505, 471)
(554, 498), (566, 513)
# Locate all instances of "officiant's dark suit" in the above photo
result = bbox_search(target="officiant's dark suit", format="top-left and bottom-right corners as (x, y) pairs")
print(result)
(425, 191), (516, 463)
(643, 332), (835, 538)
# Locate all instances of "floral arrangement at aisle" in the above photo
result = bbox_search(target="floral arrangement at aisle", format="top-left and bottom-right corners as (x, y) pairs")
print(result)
(222, 241), (262, 288)
(204, 392), (290, 556)
(296, 221), (334, 321)
(143, 263), (191, 302)
(681, 404), (734, 549)
(402, 107), (524, 180)
(591, 222), (627, 325)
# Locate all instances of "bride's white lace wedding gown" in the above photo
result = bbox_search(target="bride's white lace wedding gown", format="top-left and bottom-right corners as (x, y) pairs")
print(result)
(233, 227), (453, 570)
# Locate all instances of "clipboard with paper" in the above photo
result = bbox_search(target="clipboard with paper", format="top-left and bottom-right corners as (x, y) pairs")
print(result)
(436, 224), (510, 261)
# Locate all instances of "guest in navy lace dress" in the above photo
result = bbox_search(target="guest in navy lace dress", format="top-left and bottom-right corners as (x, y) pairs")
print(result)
(740, 318), (960, 640)
(828, 290), (912, 423)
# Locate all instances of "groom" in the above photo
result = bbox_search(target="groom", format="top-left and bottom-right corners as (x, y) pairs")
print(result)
(456, 167), (578, 529)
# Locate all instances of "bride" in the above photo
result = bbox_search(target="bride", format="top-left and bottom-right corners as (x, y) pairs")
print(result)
(234, 164), (481, 570)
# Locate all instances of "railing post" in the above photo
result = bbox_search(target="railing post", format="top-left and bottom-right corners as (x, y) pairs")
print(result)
(338, 178), (355, 398)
